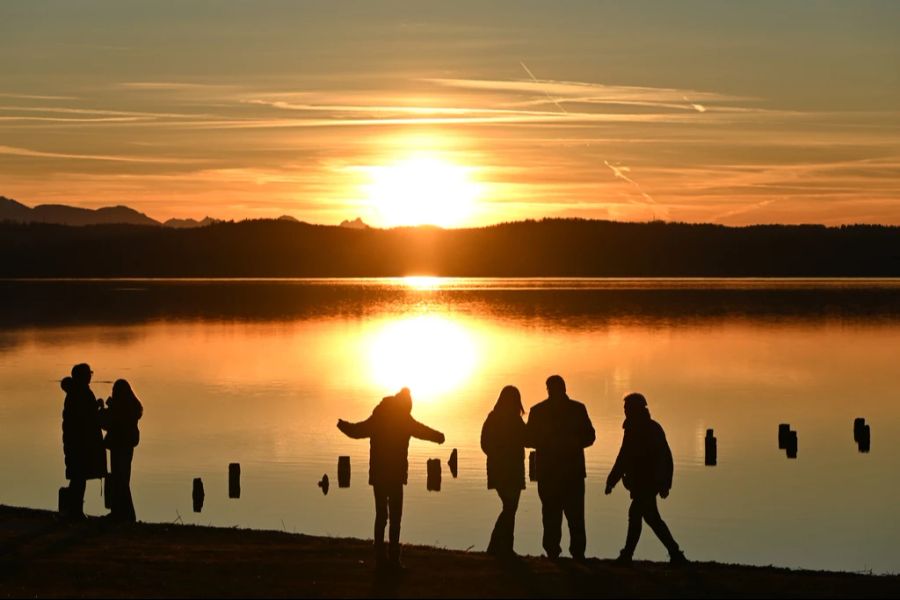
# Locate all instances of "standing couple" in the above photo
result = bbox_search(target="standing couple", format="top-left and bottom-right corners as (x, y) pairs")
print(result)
(481, 375), (687, 564)
(60, 363), (143, 523)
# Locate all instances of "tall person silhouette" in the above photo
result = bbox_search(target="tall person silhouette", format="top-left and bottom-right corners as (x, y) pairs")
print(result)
(61, 363), (106, 520)
(525, 375), (595, 560)
(337, 388), (445, 571)
(605, 393), (688, 565)
(481, 385), (526, 557)
(100, 379), (143, 522)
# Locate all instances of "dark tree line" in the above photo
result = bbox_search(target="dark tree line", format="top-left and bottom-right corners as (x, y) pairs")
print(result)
(1, 218), (898, 277)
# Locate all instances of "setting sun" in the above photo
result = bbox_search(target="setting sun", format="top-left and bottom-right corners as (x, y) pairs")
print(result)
(364, 155), (481, 228)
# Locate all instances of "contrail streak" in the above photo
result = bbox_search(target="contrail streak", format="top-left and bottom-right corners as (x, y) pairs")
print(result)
(520, 62), (568, 114)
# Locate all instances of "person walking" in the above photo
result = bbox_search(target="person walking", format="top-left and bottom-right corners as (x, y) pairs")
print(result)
(525, 375), (595, 560)
(481, 385), (526, 557)
(605, 392), (687, 565)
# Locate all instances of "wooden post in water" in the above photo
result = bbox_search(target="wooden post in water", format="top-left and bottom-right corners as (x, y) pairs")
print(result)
(858, 424), (871, 453)
(705, 429), (717, 466)
(778, 424), (791, 450)
(228, 463), (241, 499)
(426, 458), (442, 491)
(528, 451), (537, 482)
(785, 430), (798, 459)
(318, 474), (330, 495)
(448, 449), (458, 478)
(337, 456), (351, 488)
(853, 417), (866, 443)
(192, 478), (205, 513)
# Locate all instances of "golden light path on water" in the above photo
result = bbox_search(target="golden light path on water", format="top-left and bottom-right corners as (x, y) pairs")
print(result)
(364, 313), (479, 402)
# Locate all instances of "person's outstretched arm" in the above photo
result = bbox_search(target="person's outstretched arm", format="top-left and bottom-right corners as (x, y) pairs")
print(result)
(410, 418), (445, 444)
(337, 417), (373, 439)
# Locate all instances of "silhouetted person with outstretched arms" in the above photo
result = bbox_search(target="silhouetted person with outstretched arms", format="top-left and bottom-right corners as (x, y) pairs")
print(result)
(61, 363), (107, 520)
(99, 379), (143, 523)
(525, 375), (596, 560)
(481, 385), (526, 557)
(605, 393), (688, 565)
(337, 388), (445, 571)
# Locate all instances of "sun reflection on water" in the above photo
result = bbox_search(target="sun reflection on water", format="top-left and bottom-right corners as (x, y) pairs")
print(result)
(364, 313), (478, 401)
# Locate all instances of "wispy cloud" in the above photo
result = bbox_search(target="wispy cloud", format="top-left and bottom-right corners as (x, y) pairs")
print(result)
(0, 145), (202, 164)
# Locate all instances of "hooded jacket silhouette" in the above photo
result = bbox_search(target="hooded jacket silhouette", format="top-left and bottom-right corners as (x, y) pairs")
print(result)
(606, 407), (673, 497)
(338, 393), (444, 487)
(481, 408), (526, 491)
(101, 390), (143, 450)
(61, 377), (106, 481)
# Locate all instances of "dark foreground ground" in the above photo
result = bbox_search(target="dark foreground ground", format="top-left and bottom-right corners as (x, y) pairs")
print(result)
(0, 505), (897, 598)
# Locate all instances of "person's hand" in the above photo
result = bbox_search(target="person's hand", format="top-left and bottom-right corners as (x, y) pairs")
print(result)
(336, 419), (346, 429)
(660, 488), (670, 499)
(604, 484), (614, 495)
(437, 433), (446, 445)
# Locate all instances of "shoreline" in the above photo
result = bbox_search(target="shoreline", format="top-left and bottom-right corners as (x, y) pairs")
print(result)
(1, 505), (897, 598)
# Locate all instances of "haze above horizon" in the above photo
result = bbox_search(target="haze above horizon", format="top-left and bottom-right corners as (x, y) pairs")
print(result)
(1, 1), (898, 227)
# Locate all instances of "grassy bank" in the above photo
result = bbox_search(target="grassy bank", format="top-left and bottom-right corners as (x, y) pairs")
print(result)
(0, 505), (896, 598)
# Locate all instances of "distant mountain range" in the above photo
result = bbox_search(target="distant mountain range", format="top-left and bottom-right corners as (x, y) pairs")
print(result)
(0, 196), (323, 229)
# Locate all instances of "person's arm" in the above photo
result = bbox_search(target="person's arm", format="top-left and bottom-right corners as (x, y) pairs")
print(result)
(605, 432), (628, 494)
(579, 404), (596, 449)
(337, 416), (373, 439)
(524, 410), (539, 449)
(480, 418), (492, 455)
(410, 418), (445, 444)
(658, 427), (674, 498)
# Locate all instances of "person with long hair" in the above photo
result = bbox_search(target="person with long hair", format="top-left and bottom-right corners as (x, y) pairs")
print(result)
(100, 379), (143, 522)
(481, 385), (526, 557)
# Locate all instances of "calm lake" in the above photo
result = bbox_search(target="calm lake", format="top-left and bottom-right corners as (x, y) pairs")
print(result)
(1, 278), (898, 574)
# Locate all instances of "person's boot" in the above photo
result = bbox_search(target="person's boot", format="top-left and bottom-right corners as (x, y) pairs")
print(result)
(613, 550), (633, 565)
(374, 543), (388, 572)
(669, 549), (689, 566)
(388, 543), (405, 572)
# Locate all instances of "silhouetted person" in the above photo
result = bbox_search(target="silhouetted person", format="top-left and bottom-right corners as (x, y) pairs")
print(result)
(337, 388), (445, 571)
(100, 379), (143, 523)
(525, 375), (595, 560)
(605, 393), (687, 565)
(481, 385), (526, 557)
(61, 363), (106, 520)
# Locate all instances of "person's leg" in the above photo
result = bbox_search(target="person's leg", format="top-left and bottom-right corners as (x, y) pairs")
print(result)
(487, 488), (505, 554)
(563, 478), (586, 559)
(373, 485), (388, 563)
(538, 481), (563, 559)
(641, 494), (682, 557)
(387, 483), (404, 564)
(68, 477), (86, 518)
(118, 447), (135, 522)
(490, 487), (521, 555)
(620, 495), (646, 559)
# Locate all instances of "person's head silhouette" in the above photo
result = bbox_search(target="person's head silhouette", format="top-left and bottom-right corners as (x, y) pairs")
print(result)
(71, 363), (93, 386)
(394, 387), (412, 414)
(494, 385), (524, 416)
(623, 392), (650, 420)
(546, 375), (566, 399)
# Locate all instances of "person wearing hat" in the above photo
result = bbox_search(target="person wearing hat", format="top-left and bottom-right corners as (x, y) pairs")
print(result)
(605, 392), (687, 565)
(61, 363), (107, 520)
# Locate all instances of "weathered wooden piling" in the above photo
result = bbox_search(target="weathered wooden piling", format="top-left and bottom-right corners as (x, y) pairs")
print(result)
(778, 424), (791, 449)
(318, 474), (330, 495)
(858, 424), (871, 453)
(854, 418), (867, 443)
(785, 431), (798, 459)
(228, 463), (241, 499)
(448, 449), (458, 478)
(426, 458), (442, 492)
(528, 451), (537, 482)
(337, 456), (351, 488)
(705, 429), (717, 466)
(192, 478), (204, 513)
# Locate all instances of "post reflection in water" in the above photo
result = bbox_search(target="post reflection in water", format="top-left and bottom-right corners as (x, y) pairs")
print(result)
(0, 279), (898, 574)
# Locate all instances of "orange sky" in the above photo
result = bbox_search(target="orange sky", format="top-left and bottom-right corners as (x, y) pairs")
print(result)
(1, 1), (899, 226)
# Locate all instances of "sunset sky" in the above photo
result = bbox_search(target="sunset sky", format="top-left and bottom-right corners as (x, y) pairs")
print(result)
(1, 1), (898, 227)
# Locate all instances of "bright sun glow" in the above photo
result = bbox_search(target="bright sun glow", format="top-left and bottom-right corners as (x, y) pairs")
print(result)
(365, 154), (481, 227)
(365, 314), (478, 401)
